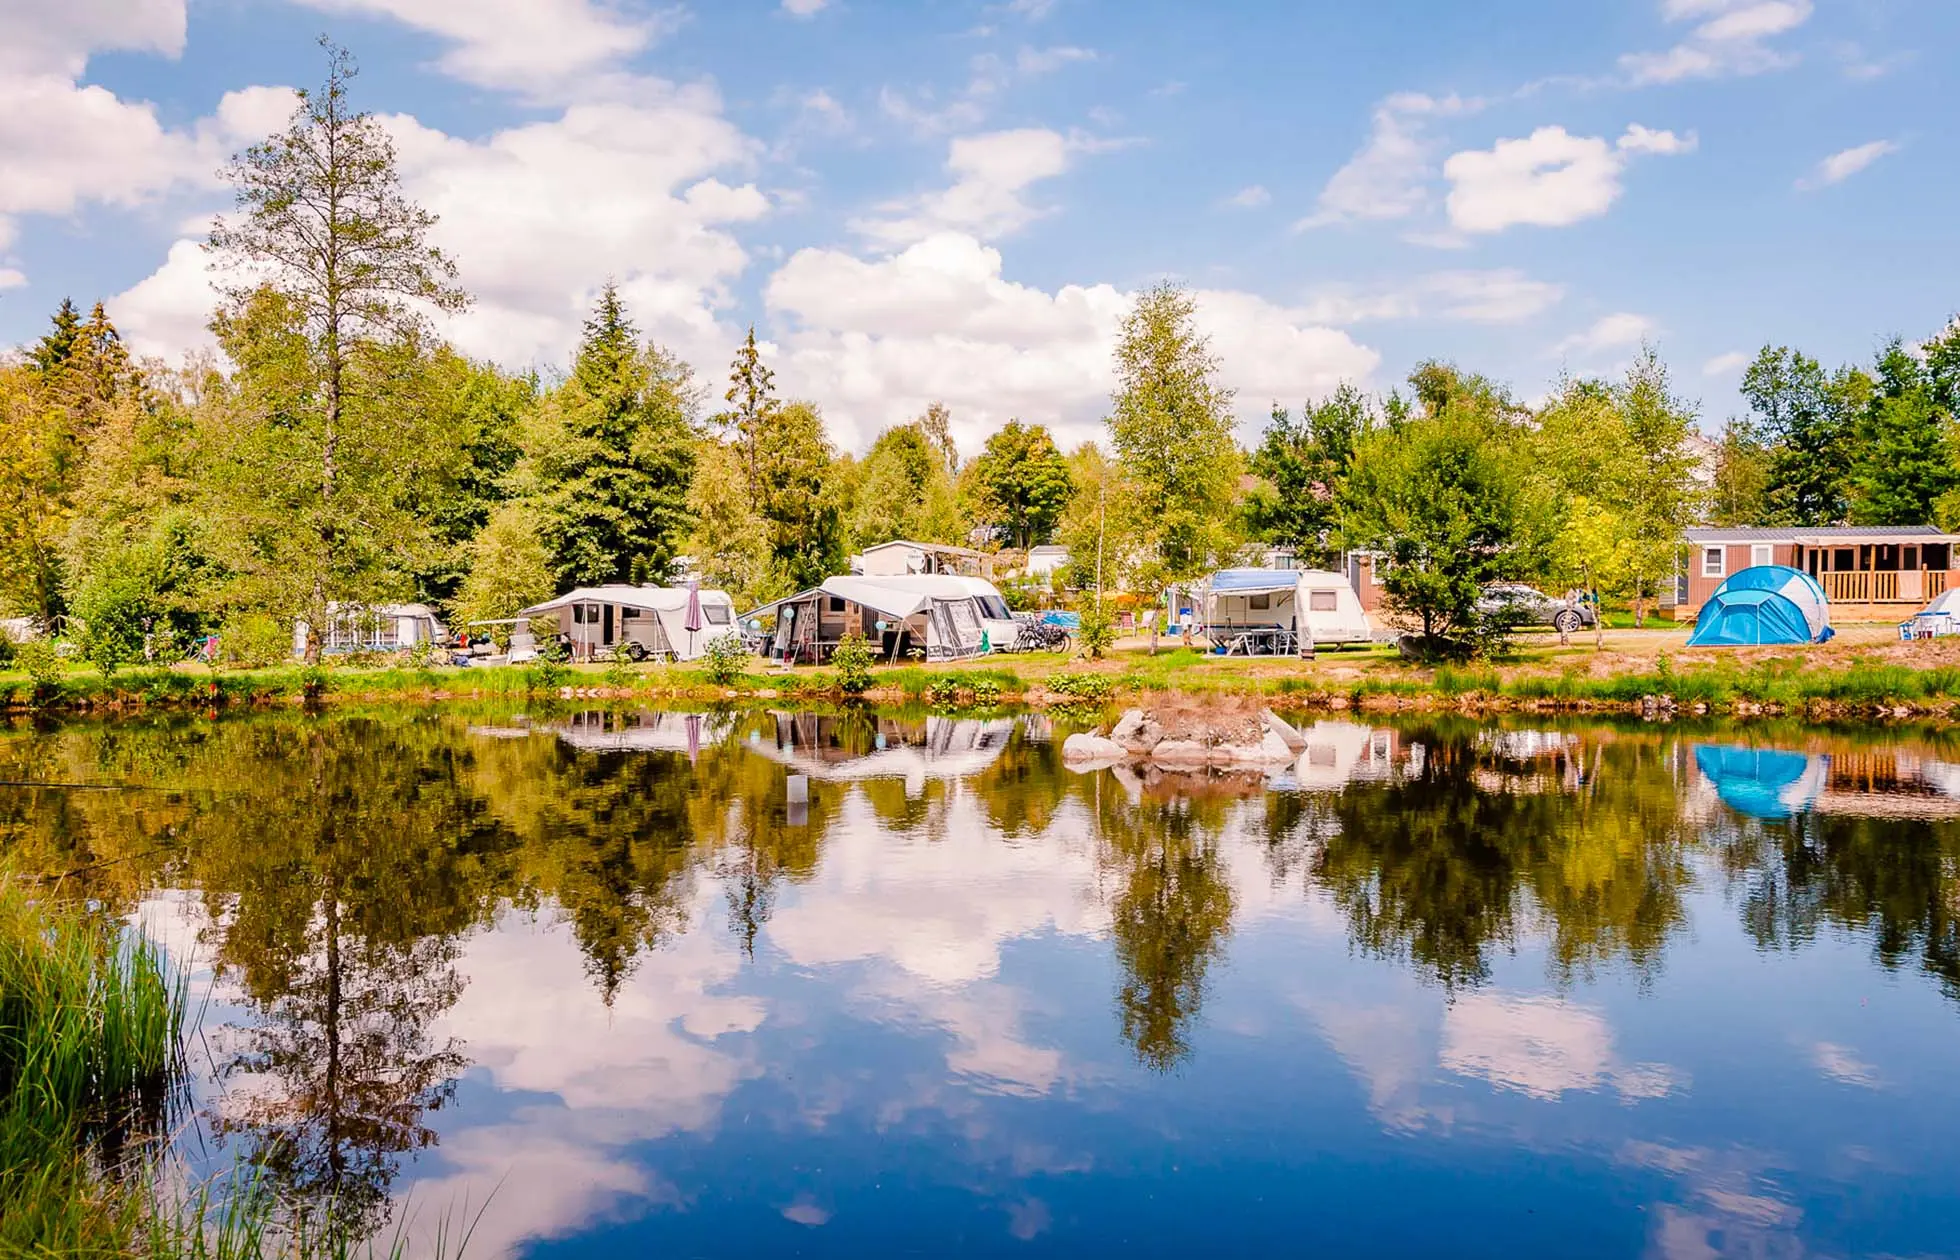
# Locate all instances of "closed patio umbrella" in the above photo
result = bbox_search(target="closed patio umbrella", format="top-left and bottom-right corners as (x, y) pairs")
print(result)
(684, 578), (704, 656)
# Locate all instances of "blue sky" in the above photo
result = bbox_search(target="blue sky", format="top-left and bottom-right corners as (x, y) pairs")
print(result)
(2, 0), (1954, 453)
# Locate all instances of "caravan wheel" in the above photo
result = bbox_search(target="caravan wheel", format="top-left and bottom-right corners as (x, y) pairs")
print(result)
(625, 641), (648, 662)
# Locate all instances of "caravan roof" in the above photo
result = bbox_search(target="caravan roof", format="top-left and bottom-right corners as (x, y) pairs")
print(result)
(517, 585), (725, 617)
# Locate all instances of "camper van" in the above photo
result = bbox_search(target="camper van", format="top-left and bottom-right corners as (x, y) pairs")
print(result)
(517, 585), (738, 662)
(1204, 568), (1373, 654)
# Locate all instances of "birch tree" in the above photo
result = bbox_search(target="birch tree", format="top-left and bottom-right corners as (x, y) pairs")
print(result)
(207, 39), (467, 659)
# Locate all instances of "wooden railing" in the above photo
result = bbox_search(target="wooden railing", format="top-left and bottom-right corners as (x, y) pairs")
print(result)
(1819, 570), (1954, 604)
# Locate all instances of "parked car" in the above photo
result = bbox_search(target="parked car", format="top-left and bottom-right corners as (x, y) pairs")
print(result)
(1477, 584), (1596, 634)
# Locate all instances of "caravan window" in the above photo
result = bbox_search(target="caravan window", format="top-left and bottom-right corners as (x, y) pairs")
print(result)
(703, 603), (732, 624)
(825, 596), (846, 614)
(620, 608), (640, 620)
(975, 595), (1011, 620)
(1308, 590), (1339, 612)
(1249, 593), (1271, 611)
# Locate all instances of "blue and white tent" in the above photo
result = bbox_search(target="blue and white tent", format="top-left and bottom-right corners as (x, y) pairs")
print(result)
(1899, 588), (1960, 640)
(1687, 565), (1833, 647)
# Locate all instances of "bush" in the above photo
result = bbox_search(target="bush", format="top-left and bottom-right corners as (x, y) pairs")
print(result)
(832, 630), (875, 696)
(602, 653), (637, 690)
(702, 631), (748, 686)
(219, 612), (290, 669)
(1077, 598), (1115, 659)
(69, 572), (149, 680)
(527, 657), (570, 692)
(0, 633), (13, 671)
(14, 640), (62, 697)
(1046, 671), (1115, 704)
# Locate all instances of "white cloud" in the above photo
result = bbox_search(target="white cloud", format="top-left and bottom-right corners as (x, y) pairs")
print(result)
(1622, 0), (1814, 84)
(0, 0), (185, 76)
(1799, 139), (1899, 189)
(1006, 0), (1057, 17)
(0, 268), (26, 291)
(852, 128), (1075, 247)
(881, 41), (1097, 138)
(1443, 124), (1695, 234)
(1296, 92), (1479, 230)
(782, 0), (829, 15)
(1702, 350), (1750, 376)
(1555, 312), (1658, 358)
(1223, 185), (1271, 209)
(766, 231), (1379, 452)
(1015, 45), (1096, 74)
(288, 0), (671, 100)
(1300, 269), (1565, 326)
(115, 82), (767, 372)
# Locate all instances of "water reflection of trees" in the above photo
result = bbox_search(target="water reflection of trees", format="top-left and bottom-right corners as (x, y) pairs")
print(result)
(12, 709), (1960, 1224)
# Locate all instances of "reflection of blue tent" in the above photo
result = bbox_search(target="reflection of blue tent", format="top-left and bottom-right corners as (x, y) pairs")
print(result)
(1693, 744), (1828, 820)
(1687, 565), (1833, 647)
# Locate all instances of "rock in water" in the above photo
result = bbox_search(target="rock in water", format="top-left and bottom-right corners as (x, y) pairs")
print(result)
(1062, 733), (1128, 763)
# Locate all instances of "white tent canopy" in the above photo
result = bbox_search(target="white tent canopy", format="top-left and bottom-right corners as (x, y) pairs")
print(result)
(517, 584), (736, 661)
(747, 574), (1017, 663)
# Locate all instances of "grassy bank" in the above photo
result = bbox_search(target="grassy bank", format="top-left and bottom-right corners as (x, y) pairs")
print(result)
(0, 876), (460, 1258)
(10, 631), (1960, 720)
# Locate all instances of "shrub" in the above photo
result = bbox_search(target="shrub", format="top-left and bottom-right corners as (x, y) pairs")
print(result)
(218, 612), (290, 669)
(833, 629), (875, 696)
(1076, 598), (1115, 659)
(1046, 671), (1115, 704)
(14, 640), (62, 698)
(69, 572), (149, 680)
(602, 653), (637, 690)
(527, 657), (571, 692)
(0, 633), (13, 670)
(702, 631), (748, 686)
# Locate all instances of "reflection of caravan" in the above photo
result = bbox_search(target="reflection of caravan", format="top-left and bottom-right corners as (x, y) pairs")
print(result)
(1278, 721), (1401, 791)
(1204, 569), (1373, 655)
(752, 712), (1015, 795)
(548, 710), (734, 753)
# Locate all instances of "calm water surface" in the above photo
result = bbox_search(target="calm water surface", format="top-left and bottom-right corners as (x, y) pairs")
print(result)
(4, 706), (1960, 1258)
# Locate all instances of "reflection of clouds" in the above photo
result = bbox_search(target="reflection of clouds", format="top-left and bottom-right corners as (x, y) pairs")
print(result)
(1311, 1001), (1446, 1133)
(767, 795), (1108, 985)
(405, 890), (760, 1257)
(1620, 1141), (1804, 1260)
(1442, 993), (1686, 1102)
(1810, 1040), (1881, 1088)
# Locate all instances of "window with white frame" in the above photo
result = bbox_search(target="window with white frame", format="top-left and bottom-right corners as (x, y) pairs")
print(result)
(1702, 546), (1726, 578)
(1751, 544), (1773, 568)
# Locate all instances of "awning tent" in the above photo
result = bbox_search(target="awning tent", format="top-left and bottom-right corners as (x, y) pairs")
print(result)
(746, 575), (1006, 663)
(1687, 565), (1833, 647)
(1693, 744), (1827, 820)
(1900, 587), (1960, 639)
(517, 584), (736, 661)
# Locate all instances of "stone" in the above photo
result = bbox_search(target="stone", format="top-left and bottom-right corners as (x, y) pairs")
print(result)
(1062, 733), (1128, 763)
(1261, 708), (1308, 752)
(1259, 729), (1297, 762)
(1111, 707), (1164, 752)
(1151, 739), (1209, 768)
(1110, 708), (1147, 742)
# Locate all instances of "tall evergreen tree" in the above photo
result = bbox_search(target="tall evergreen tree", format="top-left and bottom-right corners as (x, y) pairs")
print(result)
(30, 298), (82, 373)
(527, 285), (698, 587)
(717, 326), (777, 496)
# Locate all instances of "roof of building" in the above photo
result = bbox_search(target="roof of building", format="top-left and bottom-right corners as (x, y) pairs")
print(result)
(859, 538), (987, 558)
(1687, 525), (1958, 542)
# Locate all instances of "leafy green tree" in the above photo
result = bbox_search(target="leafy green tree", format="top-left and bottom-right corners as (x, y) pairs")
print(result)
(757, 400), (845, 591)
(1743, 347), (1855, 526)
(69, 562), (149, 677)
(1106, 282), (1243, 588)
(964, 419), (1073, 549)
(1612, 348), (1703, 622)
(916, 399), (960, 477)
(1846, 339), (1957, 525)
(206, 40), (467, 659)
(1709, 416), (1773, 526)
(1244, 384), (1369, 565)
(686, 438), (771, 601)
(1056, 442), (1146, 595)
(396, 352), (529, 606)
(525, 285), (697, 587)
(0, 364), (72, 620)
(849, 421), (961, 548)
(454, 502), (555, 629)
(1343, 409), (1541, 650)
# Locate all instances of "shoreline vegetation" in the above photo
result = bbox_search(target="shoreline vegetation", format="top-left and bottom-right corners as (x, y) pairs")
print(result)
(13, 631), (1960, 722)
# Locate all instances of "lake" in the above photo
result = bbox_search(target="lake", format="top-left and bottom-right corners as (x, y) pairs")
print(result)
(4, 705), (1959, 1258)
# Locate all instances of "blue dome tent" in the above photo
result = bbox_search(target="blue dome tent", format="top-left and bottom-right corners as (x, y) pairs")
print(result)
(1687, 565), (1833, 647)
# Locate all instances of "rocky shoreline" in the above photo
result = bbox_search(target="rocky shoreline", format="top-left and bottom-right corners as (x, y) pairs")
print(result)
(1061, 705), (1312, 769)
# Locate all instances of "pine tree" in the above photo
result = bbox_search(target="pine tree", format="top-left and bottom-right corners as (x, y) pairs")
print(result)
(30, 298), (81, 373)
(719, 326), (777, 496)
(527, 284), (698, 587)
